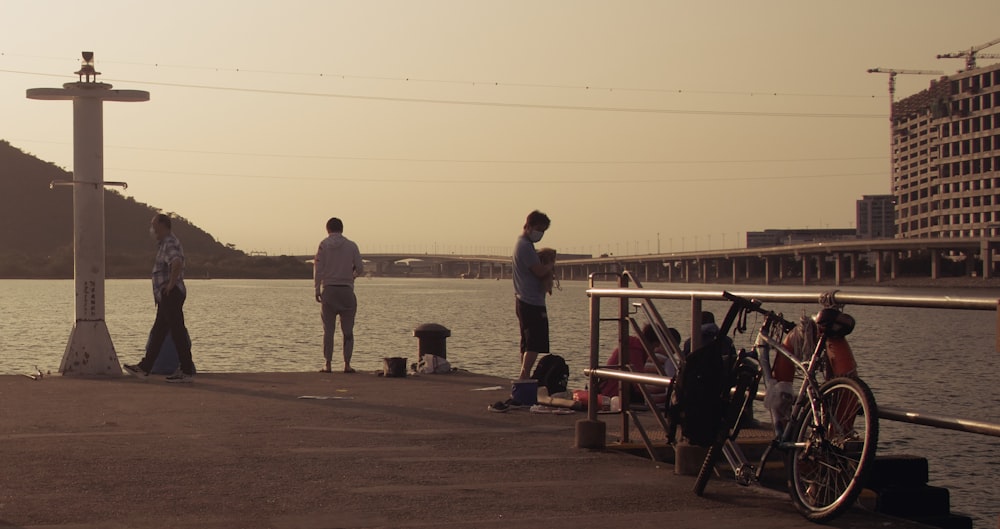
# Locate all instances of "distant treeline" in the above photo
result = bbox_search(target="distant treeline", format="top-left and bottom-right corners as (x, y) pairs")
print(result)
(0, 140), (319, 280)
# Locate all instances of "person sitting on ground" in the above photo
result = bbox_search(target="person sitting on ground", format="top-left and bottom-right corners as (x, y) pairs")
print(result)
(599, 324), (658, 402)
(647, 327), (681, 378)
(642, 327), (681, 405)
(682, 311), (733, 358)
(683, 310), (757, 427)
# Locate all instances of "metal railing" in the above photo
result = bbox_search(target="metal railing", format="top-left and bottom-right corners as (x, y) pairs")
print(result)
(585, 282), (1000, 451)
(583, 367), (1000, 439)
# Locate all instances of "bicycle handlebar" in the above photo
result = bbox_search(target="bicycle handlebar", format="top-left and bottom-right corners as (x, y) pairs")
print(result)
(721, 291), (797, 333)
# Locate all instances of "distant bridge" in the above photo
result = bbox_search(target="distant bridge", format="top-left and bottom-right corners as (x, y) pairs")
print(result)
(297, 238), (1000, 284)
(562, 237), (1000, 285)
(297, 253), (511, 278)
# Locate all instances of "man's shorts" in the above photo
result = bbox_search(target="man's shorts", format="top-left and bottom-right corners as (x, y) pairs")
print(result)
(516, 299), (549, 354)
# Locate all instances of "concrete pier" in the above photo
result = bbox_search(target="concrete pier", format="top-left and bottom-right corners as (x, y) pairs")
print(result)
(0, 371), (932, 529)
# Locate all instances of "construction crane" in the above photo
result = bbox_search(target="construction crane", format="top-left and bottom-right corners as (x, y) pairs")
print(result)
(867, 67), (943, 102)
(937, 37), (1000, 71)
(867, 68), (945, 188)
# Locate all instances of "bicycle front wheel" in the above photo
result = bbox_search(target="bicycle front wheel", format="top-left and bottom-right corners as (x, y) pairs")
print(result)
(787, 376), (878, 522)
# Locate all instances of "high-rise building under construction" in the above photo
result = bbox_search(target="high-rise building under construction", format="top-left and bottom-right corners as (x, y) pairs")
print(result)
(892, 61), (1000, 239)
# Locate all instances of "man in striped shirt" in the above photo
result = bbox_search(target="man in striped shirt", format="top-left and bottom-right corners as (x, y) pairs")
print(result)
(124, 214), (196, 383)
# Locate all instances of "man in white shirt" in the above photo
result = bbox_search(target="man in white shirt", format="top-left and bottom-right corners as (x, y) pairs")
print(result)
(313, 217), (364, 373)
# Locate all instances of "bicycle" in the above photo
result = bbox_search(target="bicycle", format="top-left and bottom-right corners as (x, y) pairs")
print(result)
(691, 291), (879, 523)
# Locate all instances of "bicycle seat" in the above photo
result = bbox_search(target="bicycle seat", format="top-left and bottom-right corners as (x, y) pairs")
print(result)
(815, 308), (855, 337)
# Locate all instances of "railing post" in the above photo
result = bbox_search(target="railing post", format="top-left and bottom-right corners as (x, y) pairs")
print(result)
(576, 276), (606, 449)
(690, 296), (703, 352)
(618, 273), (631, 442)
(588, 286), (600, 420)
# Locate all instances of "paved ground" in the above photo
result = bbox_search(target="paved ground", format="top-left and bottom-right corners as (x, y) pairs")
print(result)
(0, 370), (932, 529)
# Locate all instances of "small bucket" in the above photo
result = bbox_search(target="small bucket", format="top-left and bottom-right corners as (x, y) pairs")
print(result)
(510, 379), (538, 405)
(383, 357), (407, 378)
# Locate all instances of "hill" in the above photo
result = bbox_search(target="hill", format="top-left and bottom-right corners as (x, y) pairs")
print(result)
(0, 140), (310, 279)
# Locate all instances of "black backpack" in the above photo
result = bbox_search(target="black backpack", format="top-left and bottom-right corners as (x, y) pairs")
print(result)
(531, 354), (570, 396)
(667, 337), (735, 447)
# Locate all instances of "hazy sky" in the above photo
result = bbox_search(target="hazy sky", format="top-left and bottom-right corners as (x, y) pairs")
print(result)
(3, 1), (999, 257)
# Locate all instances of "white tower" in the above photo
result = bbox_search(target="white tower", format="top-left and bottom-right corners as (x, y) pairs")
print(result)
(26, 52), (149, 376)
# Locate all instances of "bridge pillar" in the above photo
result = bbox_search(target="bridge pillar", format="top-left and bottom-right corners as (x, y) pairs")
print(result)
(732, 259), (739, 284)
(849, 253), (857, 280)
(801, 254), (810, 286)
(875, 251), (884, 283)
(982, 240), (994, 279)
(834, 253), (842, 286)
(890, 251), (898, 280)
(930, 249), (939, 279)
(764, 257), (773, 285)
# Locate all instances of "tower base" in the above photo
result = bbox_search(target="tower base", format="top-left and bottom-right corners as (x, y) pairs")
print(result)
(60, 320), (122, 377)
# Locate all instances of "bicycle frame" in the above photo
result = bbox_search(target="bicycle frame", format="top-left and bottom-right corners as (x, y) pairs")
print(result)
(716, 306), (836, 485)
(695, 291), (880, 523)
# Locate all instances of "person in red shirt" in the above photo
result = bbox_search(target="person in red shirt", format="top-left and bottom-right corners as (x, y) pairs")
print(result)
(599, 324), (658, 399)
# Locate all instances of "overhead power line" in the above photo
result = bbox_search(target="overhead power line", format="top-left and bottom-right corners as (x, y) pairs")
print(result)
(103, 77), (890, 119)
(0, 67), (885, 119)
(1, 51), (884, 99)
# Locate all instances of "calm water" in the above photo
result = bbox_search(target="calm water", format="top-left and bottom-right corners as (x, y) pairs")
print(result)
(1, 278), (998, 526)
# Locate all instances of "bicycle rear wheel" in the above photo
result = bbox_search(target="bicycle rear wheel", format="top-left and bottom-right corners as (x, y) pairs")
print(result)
(787, 376), (878, 522)
(693, 361), (760, 496)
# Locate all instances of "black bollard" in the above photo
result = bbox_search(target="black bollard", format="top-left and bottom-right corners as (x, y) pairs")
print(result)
(413, 323), (451, 360)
